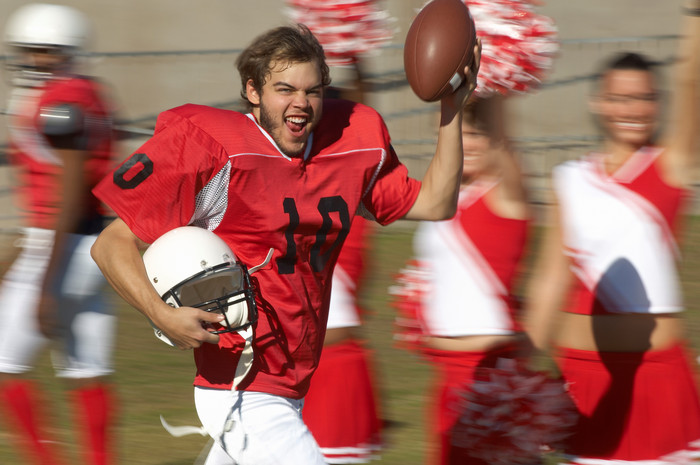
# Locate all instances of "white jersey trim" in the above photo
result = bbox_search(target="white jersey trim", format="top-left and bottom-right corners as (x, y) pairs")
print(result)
(601, 146), (660, 185)
(245, 113), (313, 161)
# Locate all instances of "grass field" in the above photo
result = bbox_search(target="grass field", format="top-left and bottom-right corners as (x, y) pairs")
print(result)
(1, 216), (700, 464)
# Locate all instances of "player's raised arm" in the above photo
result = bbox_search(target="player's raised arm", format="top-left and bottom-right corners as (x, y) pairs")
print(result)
(664, 0), (700, 177)
(401, 0), (481, 221)
(91, 218), (223, 349)
(403, 42), (481, 221)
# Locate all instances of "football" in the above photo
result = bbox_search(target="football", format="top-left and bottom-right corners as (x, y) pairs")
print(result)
(404, 0), (476, 102)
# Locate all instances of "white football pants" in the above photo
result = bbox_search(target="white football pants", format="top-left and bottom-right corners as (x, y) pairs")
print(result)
(194, 387), (326, 465)
(0, 228), (114, 378)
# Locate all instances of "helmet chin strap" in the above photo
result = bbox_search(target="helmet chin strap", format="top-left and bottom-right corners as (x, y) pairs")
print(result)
(231, 248), (274, 390)
(232, 325), (254, 389)
(248, 248), (274, 274)
(159, 415), (207, 437)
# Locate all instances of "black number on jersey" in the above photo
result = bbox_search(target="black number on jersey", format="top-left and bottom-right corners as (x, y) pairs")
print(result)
(277, 198), (300, 275)
(113, 153), (153, 189)
(277, 196), (350, 274)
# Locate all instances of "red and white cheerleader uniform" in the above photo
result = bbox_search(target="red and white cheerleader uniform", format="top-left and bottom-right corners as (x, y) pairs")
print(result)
(409, 181), (530, 465)
(552, 147), (700, 464)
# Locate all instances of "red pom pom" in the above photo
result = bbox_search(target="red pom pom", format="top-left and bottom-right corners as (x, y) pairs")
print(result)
(463, 0), (559, 96)
(451, 359), (578, 463)
(389, 260), (432, 352)
(285, 0), (396, 66)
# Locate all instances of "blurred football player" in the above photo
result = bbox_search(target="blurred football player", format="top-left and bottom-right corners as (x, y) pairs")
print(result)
(90, 23), (480, 465)
(0, 4), (118, 465)
(525, 3), (700, 463)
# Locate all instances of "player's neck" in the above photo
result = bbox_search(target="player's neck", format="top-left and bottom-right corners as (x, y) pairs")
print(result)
(461, 171), (499, 187)
(601, 138), (647, 174)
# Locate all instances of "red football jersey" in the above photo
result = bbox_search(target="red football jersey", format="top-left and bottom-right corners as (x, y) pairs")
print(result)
(7, 77), (115, 230)
(94, 99), (420, 398)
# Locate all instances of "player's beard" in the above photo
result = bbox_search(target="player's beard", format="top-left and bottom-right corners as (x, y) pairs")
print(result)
(259, 103), (306, 158)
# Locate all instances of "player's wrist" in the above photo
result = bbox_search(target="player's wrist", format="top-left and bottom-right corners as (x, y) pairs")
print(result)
(143, 298), (174, 325)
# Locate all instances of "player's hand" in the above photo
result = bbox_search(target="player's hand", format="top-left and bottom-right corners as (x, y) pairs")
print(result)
(152, 304), (223, 350)
(443, 39), (482, 110)
(37, 293), (59, 338)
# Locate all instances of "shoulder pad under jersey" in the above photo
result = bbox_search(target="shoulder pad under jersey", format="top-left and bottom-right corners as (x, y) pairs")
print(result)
(38, 103), (85, 136)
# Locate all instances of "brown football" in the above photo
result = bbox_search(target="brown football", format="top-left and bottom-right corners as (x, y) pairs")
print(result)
(403, 0), (476, 102)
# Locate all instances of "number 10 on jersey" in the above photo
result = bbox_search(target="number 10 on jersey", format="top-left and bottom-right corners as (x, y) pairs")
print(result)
(276, 196), (350, 274)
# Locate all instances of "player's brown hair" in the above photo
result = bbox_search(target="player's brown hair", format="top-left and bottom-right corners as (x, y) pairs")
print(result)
(601, 52), (657, 76)
(236, 24), (331, 106)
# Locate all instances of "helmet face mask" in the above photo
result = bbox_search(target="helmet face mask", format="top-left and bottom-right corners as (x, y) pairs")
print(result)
(5, 45), (76, 85)
(4, 3), (90, 86)
(161, 262), (258, 334)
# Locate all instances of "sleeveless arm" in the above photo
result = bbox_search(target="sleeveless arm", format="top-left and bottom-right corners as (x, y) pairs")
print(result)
(664, 3), (700, 179)
(523, 198), (571, 351)
(488, 96), (529, 217)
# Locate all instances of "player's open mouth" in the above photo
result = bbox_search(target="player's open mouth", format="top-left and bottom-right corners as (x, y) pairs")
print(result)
(285, 116), (308, 135)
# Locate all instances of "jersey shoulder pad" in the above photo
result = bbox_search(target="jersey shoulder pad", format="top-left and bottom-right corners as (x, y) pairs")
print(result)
(155, 104), (246, 132)
(38, 103), (84, 136)
(157, 104), (252, 150)
(166, 103), (243, 122)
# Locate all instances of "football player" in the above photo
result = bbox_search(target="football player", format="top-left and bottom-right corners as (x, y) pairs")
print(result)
(0, 4), (118, 465)
(194, 218), (383, 465)
(90, 24), (480, 465)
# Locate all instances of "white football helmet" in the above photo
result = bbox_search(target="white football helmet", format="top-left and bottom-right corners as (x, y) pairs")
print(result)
(142, 227), (258, 343)
(4, 3), (91, 85)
